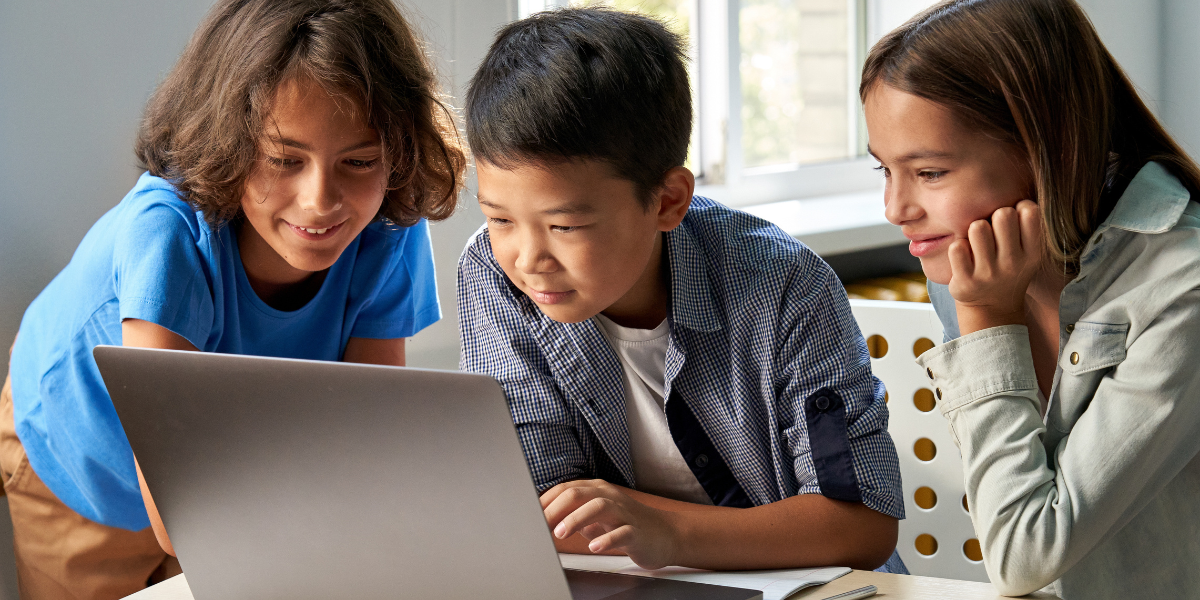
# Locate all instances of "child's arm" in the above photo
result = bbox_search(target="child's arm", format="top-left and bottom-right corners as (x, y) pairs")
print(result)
(543, 479), (896, 570)
(343, 337), (406, 366)
(917, 202), (1200, 595)
(135, 458), (174, 557)
(122, 318), (198, 557)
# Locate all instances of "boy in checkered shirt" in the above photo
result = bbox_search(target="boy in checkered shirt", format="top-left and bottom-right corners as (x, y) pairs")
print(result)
(458, 7), (905, 572)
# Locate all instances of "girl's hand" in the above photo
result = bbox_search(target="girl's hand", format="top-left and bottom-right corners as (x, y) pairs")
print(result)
(541, 479), (681, 570)
(948, 200), (1043, 334)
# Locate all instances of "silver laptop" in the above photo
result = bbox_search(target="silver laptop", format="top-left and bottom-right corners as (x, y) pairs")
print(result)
(95, 346), (760, 600)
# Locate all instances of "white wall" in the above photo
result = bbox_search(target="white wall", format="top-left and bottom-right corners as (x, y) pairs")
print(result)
(0, 0), (513, 377)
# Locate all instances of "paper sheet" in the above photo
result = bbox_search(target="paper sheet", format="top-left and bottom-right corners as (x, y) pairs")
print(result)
(559, 554), (851, 600)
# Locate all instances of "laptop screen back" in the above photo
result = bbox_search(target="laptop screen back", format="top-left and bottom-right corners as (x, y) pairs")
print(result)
(96, 346), (572, 600)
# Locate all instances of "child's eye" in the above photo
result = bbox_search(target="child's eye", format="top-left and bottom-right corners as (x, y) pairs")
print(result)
(487, 217), (512, 227)
(919, 170), (947, 182)
(873, 164), (890, 178)
(346, 158), (380, 170)
(551, 225), (580, 233)
(265, 156), (300, 169)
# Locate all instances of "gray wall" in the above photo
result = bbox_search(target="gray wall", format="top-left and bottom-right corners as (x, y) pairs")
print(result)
(1078, 0), (1200, 157)
(403, 0), (515, 370)
(1079, 0), (1163, 113)
(1162, 0), (1200, 157)
(0, 0), (1195, 377)
(0, 0), (512, 376)
(0, 2), (213, 376)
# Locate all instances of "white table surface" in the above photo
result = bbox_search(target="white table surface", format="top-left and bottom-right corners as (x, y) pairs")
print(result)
(125, 570), (1062, 600)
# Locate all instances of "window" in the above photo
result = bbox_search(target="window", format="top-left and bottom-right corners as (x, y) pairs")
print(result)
(520, 0), (938, 208)
(740, 0), (856, 170)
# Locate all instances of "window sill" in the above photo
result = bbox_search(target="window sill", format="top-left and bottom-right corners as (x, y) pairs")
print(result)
(738, 188), (906, 256)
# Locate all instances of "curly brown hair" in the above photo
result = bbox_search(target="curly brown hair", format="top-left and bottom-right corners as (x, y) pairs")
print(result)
(135, 0), (467, 227)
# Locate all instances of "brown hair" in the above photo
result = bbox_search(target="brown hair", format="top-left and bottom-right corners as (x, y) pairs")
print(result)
(861, 0), (1200, 269)
(136, 0), (467, 227)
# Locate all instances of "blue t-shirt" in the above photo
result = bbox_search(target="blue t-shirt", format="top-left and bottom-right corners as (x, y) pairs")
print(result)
(9, 173), (440, 530)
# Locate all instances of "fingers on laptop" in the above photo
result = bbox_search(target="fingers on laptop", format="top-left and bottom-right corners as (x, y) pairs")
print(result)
(541, 479), (678, 569)
(541, 479), (625, 533)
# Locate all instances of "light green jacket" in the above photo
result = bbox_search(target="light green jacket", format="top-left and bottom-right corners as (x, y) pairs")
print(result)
(918, 162), (1200, 598)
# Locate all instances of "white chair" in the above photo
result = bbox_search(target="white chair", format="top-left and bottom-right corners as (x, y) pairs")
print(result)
(849, 299), (988, 583)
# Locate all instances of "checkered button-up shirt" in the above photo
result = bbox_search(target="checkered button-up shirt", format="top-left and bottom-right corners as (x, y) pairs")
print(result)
(458, 197), (904, 520)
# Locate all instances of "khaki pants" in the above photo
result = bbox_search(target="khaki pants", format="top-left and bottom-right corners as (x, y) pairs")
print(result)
(0, 372), (181, 599)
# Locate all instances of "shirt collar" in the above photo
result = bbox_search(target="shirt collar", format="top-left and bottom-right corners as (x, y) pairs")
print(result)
(1099, 161), (1191, 235)
(664, 221), (724, 333)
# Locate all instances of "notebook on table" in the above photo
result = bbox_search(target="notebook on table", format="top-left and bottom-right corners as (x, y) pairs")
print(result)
(560, 554), (851, 600)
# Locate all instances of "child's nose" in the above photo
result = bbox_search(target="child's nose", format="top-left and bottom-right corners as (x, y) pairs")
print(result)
(883, 180), (921, 226)
(298, 167), (343, 213)
(514, 232), (552, 274)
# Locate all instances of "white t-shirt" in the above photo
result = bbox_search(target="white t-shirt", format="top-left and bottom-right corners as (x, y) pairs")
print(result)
(594, 314), (712, 505)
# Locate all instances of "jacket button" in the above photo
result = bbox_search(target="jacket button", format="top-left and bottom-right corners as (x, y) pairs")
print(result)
(1066, 323), (1075, 333)
(926, 368), (934, 380)
(935, 388), (942, 400)
(694, 454), (709, 468)
(1070, 352), (1080, 365)
(815, 395), (831, 411)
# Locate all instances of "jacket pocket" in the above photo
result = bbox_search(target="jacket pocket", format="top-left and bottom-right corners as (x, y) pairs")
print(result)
(1060, 322), (1129, 374)
(1050, 322), (1129, 433)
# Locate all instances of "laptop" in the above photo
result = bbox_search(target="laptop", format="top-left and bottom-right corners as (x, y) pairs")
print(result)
(95, 346), (760, 600)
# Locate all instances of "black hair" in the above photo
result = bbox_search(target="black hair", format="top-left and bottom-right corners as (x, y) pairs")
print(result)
(465, 7), (691, 206)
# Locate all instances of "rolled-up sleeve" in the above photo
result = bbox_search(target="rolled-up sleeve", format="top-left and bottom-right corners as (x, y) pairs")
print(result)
(916, 293), (1200, 595)
(777, 264), (905, 520)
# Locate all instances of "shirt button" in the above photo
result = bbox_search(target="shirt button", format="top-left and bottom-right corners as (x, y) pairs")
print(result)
(926, 368), (934, 380)
(694, 454), (709, 468)
(935, 388), (942, 400)
(815, 395), (831, 411)
(1066, 323), (1075, 333)
(1070, 352), (1080, 365)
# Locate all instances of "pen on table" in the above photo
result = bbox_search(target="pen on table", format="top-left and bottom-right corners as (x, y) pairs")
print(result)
(819, 585), (877, 600)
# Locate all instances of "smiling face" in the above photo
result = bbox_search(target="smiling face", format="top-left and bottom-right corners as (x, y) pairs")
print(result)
(864, 84), (1034, 285)
(476, 160), (691, 327)
(238, 77), (387, 289)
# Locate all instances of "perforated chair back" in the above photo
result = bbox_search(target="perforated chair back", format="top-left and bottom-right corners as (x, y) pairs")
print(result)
(849, 299), (988, 583)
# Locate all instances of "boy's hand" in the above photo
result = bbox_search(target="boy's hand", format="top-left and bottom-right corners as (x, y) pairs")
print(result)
(949, 200), (1044, 335)
(541, 479), (680, 570)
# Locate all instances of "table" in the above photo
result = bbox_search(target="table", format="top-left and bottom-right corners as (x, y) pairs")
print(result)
(124, 570), (1063, 599)
(789, 570), (1060, 599)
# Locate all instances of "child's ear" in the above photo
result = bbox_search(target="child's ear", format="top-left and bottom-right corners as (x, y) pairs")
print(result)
(655, 166), (694, 232)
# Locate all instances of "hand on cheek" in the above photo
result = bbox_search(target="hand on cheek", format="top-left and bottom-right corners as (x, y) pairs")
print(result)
(541, 479), (680, 570)
(948, 200), (1044, 334)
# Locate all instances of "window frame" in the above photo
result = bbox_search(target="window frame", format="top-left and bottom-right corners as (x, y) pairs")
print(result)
(520, 0), (888, 209)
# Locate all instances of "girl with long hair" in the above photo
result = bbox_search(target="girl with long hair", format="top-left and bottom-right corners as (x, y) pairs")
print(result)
(862, 0), (1200, 596)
